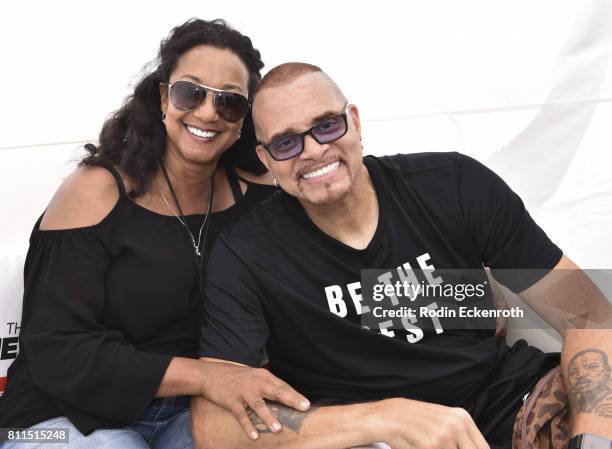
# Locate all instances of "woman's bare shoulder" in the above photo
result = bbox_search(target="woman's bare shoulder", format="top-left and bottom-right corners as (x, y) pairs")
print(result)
(39, 165), (122, 230)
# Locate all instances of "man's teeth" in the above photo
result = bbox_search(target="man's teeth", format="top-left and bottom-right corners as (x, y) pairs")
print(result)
(186, 125), (217, 139)
(302, 161), (340, 180)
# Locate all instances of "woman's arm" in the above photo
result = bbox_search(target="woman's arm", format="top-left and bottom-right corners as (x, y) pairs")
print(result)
(157, 357), (310, 437)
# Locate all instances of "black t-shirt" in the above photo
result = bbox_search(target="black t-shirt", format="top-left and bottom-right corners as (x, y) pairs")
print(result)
(0, 164), (275, 436)
(199, 152), (562, 445)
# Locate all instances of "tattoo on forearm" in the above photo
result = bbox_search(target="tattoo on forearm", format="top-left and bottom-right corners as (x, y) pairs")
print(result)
(568, 349), (612, 418)
(247, 402), (319, 434)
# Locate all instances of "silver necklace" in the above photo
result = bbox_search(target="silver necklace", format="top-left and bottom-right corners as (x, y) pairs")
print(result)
(159, 164), (214, 258)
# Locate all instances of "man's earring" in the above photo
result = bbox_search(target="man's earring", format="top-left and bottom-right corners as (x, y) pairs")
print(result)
(237, 130), (242, 140)
(273, 176), (279, 188)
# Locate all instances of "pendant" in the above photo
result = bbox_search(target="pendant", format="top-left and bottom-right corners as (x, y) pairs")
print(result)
(190, 237), (202, 257)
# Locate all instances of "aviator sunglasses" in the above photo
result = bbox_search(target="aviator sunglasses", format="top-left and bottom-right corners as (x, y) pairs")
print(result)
(259, 102), (350, 161)
(166, 80), (250, 123)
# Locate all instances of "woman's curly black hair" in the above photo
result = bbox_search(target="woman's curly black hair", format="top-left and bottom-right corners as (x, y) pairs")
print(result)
(81, 18), (266, 197)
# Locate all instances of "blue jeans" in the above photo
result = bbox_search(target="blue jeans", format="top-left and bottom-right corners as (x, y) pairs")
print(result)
(1, 396), (193, 449)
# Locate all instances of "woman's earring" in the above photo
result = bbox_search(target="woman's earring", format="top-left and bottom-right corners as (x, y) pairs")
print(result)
(273, 176), (279, 188)
(237, 130), (242, 140)
(161, 112), (166, 122)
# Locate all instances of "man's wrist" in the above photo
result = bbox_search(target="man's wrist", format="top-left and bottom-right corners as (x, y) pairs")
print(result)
(359, 398), (401, 442)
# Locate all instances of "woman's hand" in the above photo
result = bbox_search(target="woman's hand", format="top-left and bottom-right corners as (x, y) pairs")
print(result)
(198, 358), (311, 439)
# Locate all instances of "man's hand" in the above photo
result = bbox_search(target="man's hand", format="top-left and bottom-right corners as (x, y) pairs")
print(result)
(198, 359), (311, 439)
(374, 398), (490, 449)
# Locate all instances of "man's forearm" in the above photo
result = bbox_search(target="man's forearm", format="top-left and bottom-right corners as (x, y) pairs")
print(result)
(518, 256), (612, 437)
(562, 329), (612, 438)
(190, 396), (383, 449)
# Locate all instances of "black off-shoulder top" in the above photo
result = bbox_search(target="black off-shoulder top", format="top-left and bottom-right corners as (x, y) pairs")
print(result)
(0, 163), (275, 435)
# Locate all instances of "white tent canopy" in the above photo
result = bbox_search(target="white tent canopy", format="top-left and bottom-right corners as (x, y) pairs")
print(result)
(1, 0), (610, 266)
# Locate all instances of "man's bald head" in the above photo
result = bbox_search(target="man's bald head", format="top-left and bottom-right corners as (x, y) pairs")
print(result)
(252, 62), (347, 137)
(254, 62), (324, 96)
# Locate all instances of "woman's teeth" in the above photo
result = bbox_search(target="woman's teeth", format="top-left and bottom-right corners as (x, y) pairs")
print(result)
(186, 125), (217, 139)
(302, 161), (341, 180)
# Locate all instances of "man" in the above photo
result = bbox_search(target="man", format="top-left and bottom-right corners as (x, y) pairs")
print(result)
(191, 63), (612, 449)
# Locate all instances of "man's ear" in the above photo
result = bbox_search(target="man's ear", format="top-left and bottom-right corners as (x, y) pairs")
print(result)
(349, 104), (361, 137)
(255, 145), (273, 172)
(159, 82), (169, 116)
(252, 100), (273, 171)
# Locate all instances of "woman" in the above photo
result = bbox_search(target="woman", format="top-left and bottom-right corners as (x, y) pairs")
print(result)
(0, 18), (308, 449)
